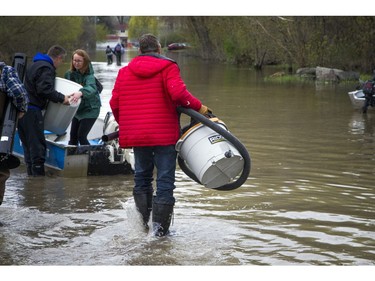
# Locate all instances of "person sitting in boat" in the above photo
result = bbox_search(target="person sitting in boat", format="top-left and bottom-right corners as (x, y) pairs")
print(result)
(1, 61), (28, 205)
(65, 49), (101, 146)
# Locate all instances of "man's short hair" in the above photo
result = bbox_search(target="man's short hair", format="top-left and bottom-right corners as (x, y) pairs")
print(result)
(47, 45), (67, 59)
(139, 34), (160, 53)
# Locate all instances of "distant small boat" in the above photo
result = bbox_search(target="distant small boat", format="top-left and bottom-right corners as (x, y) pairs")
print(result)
(13, 112), (134, 177)
(167, 43), (190, 51)
(348, 90), (375, 110)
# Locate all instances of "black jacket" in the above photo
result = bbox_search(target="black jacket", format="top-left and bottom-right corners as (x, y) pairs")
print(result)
(24, 53), (65, 109)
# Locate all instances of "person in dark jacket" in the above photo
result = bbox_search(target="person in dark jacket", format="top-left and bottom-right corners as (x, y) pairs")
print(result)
(362, 71), (375, 113)
(17, 45), (70, 176)
(105, 45), (114, 65)
(64, 49), (101, 145)
(1, 61), (28, 205)
(113, 43), (123, 66)
(110, 34), (211, 236)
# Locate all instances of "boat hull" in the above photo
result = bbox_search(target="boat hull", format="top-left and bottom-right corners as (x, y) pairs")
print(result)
(348, 90), (375, 110)
(12, 132), (133, 177)
(12, 114), (134, 177)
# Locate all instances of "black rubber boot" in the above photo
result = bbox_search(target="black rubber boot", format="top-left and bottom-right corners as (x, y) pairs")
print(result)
(26, 165), (33, 176)
(133, 192), (153, 230)
(0, 169), (10, 206)
(152, 201), (174, 237)
(32, 164), (45, 177)
(362, 104), (368, 114)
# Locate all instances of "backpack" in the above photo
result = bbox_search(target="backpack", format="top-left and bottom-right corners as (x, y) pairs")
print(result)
(362, 80), (375, 96)
(95, 77), (103, 94)
(115, 44), (121, 52)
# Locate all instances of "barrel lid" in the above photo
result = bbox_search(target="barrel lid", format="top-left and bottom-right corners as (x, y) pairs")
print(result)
(178, 117), (225, 141)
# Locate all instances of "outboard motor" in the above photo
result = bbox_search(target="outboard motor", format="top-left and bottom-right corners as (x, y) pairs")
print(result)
(101, 112), (135, 170)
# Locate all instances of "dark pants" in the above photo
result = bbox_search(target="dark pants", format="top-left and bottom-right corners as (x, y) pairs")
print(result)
(115, 52), (122, 66)
(0, 168), (10, 205)
(363, 94), (375, 113)
(17, 109), (46, 168)
(107, 54), (113, 65)
(133, 145), (177, 205)
(68, 117), (96, 145)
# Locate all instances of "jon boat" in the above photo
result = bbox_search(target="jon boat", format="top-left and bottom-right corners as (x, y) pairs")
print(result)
(348, 89), (375, 110)
(13, 111), (134, 177)
(3, 54), (133, 177)
(11, 76), (134, 177)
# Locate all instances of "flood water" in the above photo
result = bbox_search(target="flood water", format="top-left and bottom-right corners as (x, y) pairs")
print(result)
(1, 48), (374, 273)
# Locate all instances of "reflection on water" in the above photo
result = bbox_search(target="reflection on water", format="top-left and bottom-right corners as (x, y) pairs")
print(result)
(1, 51), (375, 267)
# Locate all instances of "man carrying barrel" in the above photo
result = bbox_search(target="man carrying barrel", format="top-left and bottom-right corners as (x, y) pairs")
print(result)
(110, 34), (211, 236)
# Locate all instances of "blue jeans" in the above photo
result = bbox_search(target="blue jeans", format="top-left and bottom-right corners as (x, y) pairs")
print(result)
(133, 145), (177, 205)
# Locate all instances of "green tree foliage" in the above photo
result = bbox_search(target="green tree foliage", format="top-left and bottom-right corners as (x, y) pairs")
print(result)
(128, 16), (159, 40)
(185, 17), (217, 60)
(159, 16), (375, 73)
(95, 23), (110, 43)
(0, 16), (83, 63)
(2, 16), (374, 73)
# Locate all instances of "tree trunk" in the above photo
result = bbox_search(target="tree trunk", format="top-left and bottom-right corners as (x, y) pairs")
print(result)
(187, 17), (215, 60)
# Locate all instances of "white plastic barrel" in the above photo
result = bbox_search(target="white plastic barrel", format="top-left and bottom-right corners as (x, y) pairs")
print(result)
(176, 119), (244, 189)
(44, 77), (81, 135)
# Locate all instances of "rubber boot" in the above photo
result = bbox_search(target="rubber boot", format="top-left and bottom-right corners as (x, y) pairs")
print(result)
(26, 164), (33, 176)
(0, 169), (10, 205)
(32, 164), (45, 177)
(362, 104), (368, 114)
(152, 201), (174, 237)
(133, 192), (153, 230)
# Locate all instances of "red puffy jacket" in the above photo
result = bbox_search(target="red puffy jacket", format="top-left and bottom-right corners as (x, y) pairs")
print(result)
(110, 55), (202, 148)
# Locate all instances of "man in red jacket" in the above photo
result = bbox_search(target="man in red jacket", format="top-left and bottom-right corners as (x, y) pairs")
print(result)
(110, 34), (210, 236)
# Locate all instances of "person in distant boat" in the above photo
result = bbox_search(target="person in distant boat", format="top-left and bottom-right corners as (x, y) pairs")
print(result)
(105, 45), (114, 65)
(65, 49), (101, 146)
(110, 33), (211, 237)
(17, 45), (70, 177)
(362, 71), (375, 114)
(1, 61), (28, 205)
(113, 43), (123, 66)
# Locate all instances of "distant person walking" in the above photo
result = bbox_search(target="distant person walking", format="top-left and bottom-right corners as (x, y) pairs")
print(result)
(114, 43), (123, 66)
(64, 49), (101, 145)
(105, 45), (113, 65)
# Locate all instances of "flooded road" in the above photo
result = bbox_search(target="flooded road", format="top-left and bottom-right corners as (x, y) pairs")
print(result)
(1, 49), (374, 270)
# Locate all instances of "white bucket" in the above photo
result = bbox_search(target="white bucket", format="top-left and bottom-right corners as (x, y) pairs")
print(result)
(44, 77), (81, 135)
(176, 119), (244, 189)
